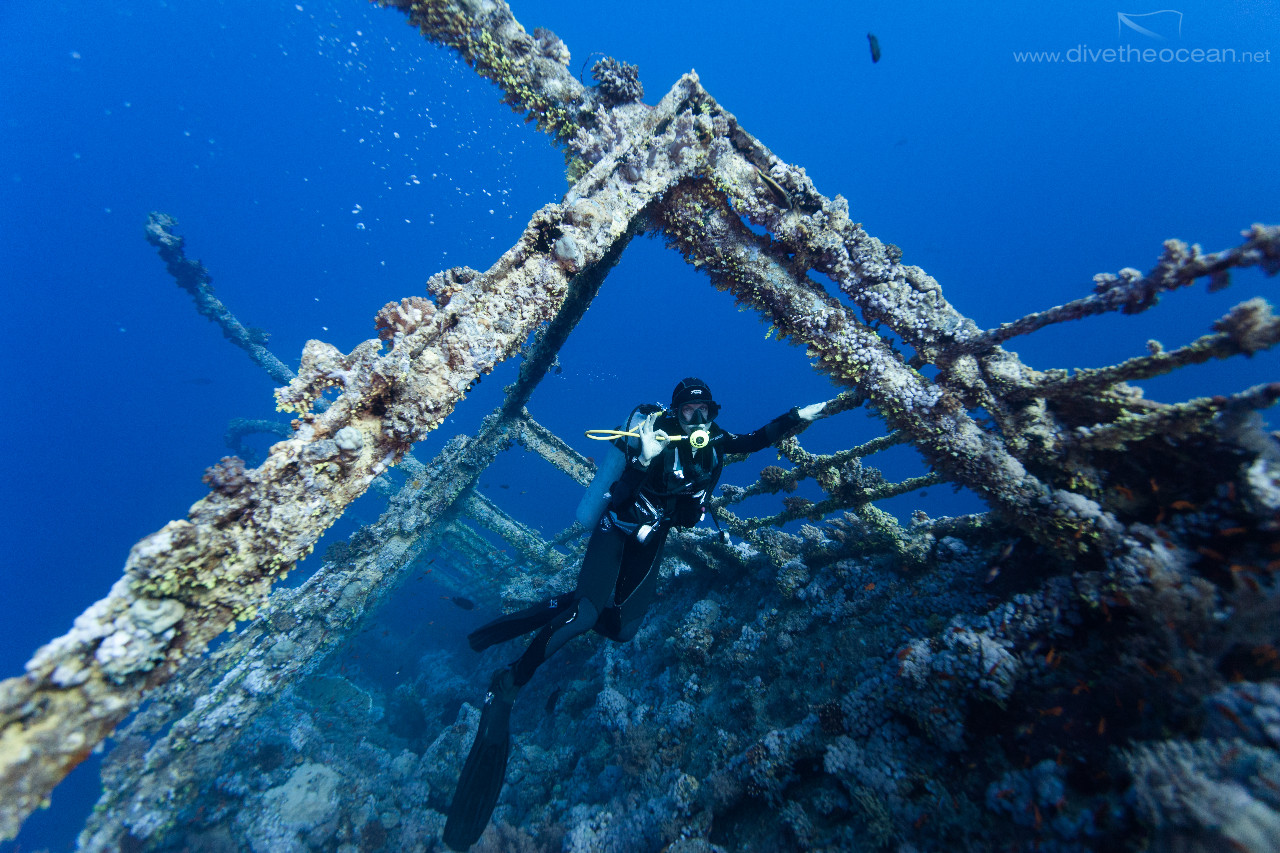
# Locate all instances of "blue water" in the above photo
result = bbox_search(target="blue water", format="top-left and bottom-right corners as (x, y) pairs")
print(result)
(2, 1), (1277, 849)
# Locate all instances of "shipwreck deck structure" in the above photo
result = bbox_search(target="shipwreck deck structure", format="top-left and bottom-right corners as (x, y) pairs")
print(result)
(2, 1), (1278, 850)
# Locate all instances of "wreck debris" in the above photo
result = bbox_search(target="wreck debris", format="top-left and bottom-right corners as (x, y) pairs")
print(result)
(75, 215), (623, 848)
(972, 229), (1280, 350)
(144, 212), (297, 387)
(0, 0), (1277, 849)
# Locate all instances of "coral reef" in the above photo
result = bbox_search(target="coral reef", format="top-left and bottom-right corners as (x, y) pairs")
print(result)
(591, 56), (644, 105)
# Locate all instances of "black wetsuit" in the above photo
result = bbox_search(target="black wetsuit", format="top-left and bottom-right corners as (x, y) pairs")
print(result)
(471, 406), (803, 686)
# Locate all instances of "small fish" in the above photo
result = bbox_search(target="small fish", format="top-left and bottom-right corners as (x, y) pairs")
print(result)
(985, 540), (1017, 584)
(867, 33), (882, 64)
(545, 687), (563, 712)
(441, 595), (475, 611)
(754, 166), (793, 209)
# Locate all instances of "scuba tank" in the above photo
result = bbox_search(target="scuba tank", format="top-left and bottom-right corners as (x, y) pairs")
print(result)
(575, 444), (625, 528)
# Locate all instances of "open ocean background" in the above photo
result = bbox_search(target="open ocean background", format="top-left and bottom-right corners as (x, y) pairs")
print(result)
(2, 1), (1277, 849)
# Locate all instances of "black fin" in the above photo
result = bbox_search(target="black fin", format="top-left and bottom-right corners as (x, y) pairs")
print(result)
(442, 688), (514, 849)
(467, 619), (526, 653)
(467, 598), (568, 652)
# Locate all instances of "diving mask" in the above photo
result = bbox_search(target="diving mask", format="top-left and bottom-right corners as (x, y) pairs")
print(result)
(678, 402), (712, 449)
(678, 402), (711, 426)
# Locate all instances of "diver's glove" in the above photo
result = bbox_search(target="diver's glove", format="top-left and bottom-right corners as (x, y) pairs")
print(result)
(796, 402), (829, 422)
(637, 411), (667, 468)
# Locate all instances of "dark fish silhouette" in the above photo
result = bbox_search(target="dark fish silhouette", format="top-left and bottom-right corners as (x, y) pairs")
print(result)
(441, 595), (475, 610)
(868, 33), (881, 64)
(545, 687), (563, 712)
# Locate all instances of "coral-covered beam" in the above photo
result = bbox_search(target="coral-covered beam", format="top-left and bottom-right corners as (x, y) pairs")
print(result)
(379, 0), (587, 142)
(462, 490), (569, 573)
(145, 212), (297, 386)
(653, 178), (1117, 557)
(382, 0), (1278, 521)
(515, 411), (596, 487)
(1020, 297), (1280, 402)
(970, 227), (1280, 349)
(1067, 381), (1280, 453)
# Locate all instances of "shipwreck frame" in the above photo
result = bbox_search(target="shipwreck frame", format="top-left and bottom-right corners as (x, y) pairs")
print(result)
(2, 0), (1279, 849)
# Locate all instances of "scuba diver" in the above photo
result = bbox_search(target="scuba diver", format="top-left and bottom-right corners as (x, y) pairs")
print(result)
(442, 378), (830, 850)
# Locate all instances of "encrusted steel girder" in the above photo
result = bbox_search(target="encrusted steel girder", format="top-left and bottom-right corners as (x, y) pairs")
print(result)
(144, 212), (297, 387)
(513, 409), (595, 487)
(652, 177), (1101, 555)
(75, 250), (622, 849)
(461, 489), (569, 575)
(967, 229), (1280, 351)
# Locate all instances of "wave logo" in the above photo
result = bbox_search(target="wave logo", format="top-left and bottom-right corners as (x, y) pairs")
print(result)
(1117, 10), (1183, 40)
